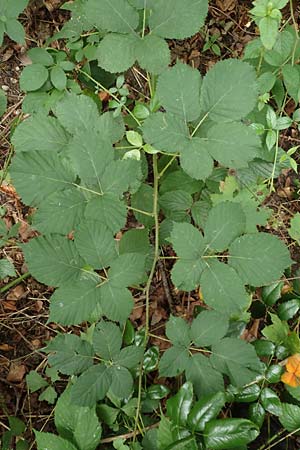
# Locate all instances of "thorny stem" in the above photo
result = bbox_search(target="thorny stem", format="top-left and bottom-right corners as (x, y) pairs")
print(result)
(134, 154), (160, 439)
(78, 69), (141, 126)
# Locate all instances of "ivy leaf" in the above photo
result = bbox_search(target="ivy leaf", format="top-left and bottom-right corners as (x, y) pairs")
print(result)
(10, 151), (75, 206)
(86, 0), (139, 34)
(142, 112), (189, 153)
(159, 346), (190, 377)
(46, 334), (94, 375)
(33, 189), (87, 235)
(135, 34), (170, 74)
(228, 233), (292, 286)
(22, 236), (84, 287)
(157, 62), (202, 122)
(149, 0), (208, 39)
(190, 311), (229, 347)
(49, 280), (101, 325)
(185, 353), (224, 398)
(93, 321), (122, 360)
(96, 33), (137, 73)
(200, 261), (250, 316)
(204, 201), (246, 251)
(180, 138), (214, 181)
(166, 316), (191, 347)
(35, 431), (78, 450)
(211, 338), (262, 387)
(75, 221), (117, 270)
(20, 64), (48, 91)
(71, 364), (112, 407)
(207, 122), (261, 168)
(11, 115), (68, 153)
(200, 59), (258, 122)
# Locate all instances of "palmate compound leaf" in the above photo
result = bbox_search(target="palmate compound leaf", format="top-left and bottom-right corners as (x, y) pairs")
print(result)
(86, 0), (139, 34)
(200, 260), (250, 316)
(11, 114), (69, 153)
(157, 62), (202, 122)
(185, 353), (225, 398)
(149, 0), (208, 39)
(200, 59), (258, 122)
(22, 235), (84, 287)
(190, 310), (229, 347)
(228, 233), (292, 286)
(203, 201), (246, 252)
(211, 337), (262, 387)
(10, 151), (75, 206)
(55, 386), (102, 450)
(70, 364), (112, 407)
(45, 334), (94, 375)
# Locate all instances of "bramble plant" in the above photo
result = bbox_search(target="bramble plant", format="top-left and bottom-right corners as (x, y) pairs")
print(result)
(1, 0), (300, 449)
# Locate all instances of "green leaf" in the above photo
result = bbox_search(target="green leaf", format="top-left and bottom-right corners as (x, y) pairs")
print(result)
(93, 321), (122, 360)
(0, 88), (7, 116)
(204, 202), (246, 251)
(8, 416), (26, 436)
(190, 311), (229, 347)
(142, 112), (189, 153)
(35, 431), (78, 450)
(211, 338), (262, 387)
(26, 371), (48, 393)
(188, 392), (226, 432)
(86, 0), (139, 33)
(207, 122), (261, 168)
(149, 0), (208, 39)
(160, 168), (203, 195)
(171, 258), (205, 291)
(100, 284), (134, 323)
(180, 138), (214, 181)
(20, 64), (49, 91)
(157, 62), (202, 122)
(51, 65), (67, 91)
(259, 16), (279, 50)
(22, 236), (84, 287)
(228, 233), (291, 286)
(115, 345), (144, 369)
(0, 258), (16, 278)
(39, 385), (57, 404)
(200, 261), (250, 316)
(12, 114), (69, 153)
(159, 346), (190, 377)
(71, 364), (112, 407)
(262, 281), (283, 306)
(200, 59), (258, 122)
(159, 190), (192, 221)
(204, 418), (259, 449)
(55, 385), (102, 449)
(166, 382), (193, 427)
(96, 33), (137, 73)
(27, 47), (54, 66)
(170, 222), (205, 260)
(135, 34), (170, 74)
(185, 353), (224, 398)
(109, 366), (133, 398)
(49, 280), (101, 325)
(279, 403), (300, 432)
(5, 18), (25, 44)
(260, 388), (282, 416)
(10, 151), (75, 206)
(54, 93), (99, 134)
(131, 183), (154, 227)
(46, 334), (94, 375)
(75, 221), (117, 269)
(262, 313), (289, 344)
(166, 316), (191, 347)
(119, 228), (152, 268)
(108, 253), (146, 286)
(85, 194), (127, 234)
(282, 65), (300, 103)
(249, 402), (265, 428)
(33, 189), (87, 235)
(289, 212), (300, 244)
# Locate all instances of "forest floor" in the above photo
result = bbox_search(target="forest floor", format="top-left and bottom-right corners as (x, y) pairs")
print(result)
(0, 0), (300, 448)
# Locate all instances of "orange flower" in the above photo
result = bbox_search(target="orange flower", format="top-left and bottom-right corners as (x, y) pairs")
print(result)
(281, 354), (300, 388)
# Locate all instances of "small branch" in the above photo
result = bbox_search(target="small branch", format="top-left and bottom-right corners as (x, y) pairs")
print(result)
(100, 422), (159, 444)
(0, 272), (30, 294)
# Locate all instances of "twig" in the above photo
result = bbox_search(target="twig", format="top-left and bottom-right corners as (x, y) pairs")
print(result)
(100, 422), (159, 444)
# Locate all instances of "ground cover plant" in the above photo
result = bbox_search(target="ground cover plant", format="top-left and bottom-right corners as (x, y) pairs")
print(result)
(1, 0), (300, 448)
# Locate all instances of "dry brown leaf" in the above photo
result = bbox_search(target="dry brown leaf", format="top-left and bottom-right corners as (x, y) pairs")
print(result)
(0, 344), (14, 351)
(6, 285), (25, 301)
(7, 363), (26, 383)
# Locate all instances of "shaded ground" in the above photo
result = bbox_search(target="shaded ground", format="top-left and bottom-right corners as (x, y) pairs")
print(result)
(0, 0), (300, 448)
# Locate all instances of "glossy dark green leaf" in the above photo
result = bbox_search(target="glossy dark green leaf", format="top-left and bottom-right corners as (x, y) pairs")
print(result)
(147, 384), (170, 400)
(235, 384), (260, 403)
(248, 403), (265, 428)
(279, 403), (300, 432)
(204, 418), (259, 449)
(188, 392), (226, 432)
(278, 299), (300, 321)
(143, 346), (159, 373)
(166, 382), (193, 427)
(252, 340), (275, 357)
(262, 281), (284, 306)
(265, 364), (283, 383)
(260, 388), (282, 416)
(165, 435), (198, 450)
(123, 320), (135, 345)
